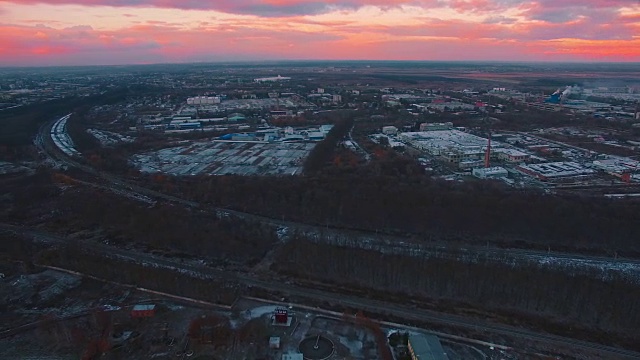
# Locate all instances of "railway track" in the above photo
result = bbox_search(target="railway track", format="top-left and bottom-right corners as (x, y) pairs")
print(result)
(39, 115), (640, 263)
(28, 115), (640, 358)
(3, 224), (640, 359)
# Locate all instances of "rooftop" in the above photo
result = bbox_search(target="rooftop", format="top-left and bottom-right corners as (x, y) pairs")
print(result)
(409, 334), (449, 360)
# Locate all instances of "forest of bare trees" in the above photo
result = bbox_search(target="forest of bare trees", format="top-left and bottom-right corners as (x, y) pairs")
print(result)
(273, 237), (640, 348)
(1, 171), (278, 265)
(143, 170), (640, 257)
(38, 244), (240, 306)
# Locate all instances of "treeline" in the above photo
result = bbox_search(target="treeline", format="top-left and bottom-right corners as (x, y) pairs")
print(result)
(147, 171), (640, 256)
(273, 238), (640, 347)
(66, 109), (100, 153)
(0, 172), (278, 266)
(303, 117), (354, 174)
(50, 187), (278, 265)
(38, 244), (239, 305)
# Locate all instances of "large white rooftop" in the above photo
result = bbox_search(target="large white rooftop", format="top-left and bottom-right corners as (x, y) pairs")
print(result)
(400, 130), (492, 152)
(518, 161), (594, 178)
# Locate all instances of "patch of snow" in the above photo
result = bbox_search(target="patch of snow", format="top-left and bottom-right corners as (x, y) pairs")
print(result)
(151, 352), (170, 358)
(165, 303), (184, 311)
(243, 305), (278, 320)
(87, 128), (134, 146)
(277, 226), (289, 241)
(341, 338), (363, 354)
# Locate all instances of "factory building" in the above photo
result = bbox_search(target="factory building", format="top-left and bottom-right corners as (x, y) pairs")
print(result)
(408, 334), (448, 360)
(307, 132), (325, 141)
(382, 126), (399, 135)
(517, 162), (594, 181)
(230, 133), (256, 141)
(441, 150), (484, 163)
(399, 130), (491, 157)
(169, 119), (201, 130)
(254, 75), (291, 82)
(592, 158), (639, 180)
(459, 159), (485, 170)
(419, 122), (453, 131)
(428, 101), (475, 111)
(187, 96), (220, 105)
(177, 122), (201, 130)
(472, 167), (508, 179)
(495, 149), (530, 163)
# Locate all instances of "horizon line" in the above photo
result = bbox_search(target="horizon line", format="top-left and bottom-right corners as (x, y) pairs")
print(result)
(2, 59), (640, 70)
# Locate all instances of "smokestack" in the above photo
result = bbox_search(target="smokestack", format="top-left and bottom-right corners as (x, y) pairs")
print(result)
(484, 134), (491, 168)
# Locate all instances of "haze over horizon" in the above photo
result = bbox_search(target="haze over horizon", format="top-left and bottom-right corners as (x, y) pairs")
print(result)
(1, 0), (639, 67)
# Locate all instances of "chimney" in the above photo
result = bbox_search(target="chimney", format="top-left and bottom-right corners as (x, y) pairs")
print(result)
(484, 134), (491, 168)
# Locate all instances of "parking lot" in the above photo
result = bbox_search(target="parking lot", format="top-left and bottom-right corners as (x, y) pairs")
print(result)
(132, 140), (317, 176)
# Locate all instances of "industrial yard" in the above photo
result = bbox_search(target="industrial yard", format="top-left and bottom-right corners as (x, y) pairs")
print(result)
(131, 140), (317, 176)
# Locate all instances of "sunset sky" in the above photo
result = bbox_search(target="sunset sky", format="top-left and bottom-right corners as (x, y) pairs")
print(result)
(0, 0), (639, 66)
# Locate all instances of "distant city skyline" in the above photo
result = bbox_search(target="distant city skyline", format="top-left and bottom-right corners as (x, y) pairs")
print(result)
(0, 0), (639, 66)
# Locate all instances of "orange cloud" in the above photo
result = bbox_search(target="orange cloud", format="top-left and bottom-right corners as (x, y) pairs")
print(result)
(0, 1), (638, 66)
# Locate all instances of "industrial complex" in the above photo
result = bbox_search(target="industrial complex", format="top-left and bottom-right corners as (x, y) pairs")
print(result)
(132, 141), (316, 176)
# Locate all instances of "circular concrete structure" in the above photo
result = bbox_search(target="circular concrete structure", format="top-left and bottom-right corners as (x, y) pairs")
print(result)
(299, 335), (335, 360)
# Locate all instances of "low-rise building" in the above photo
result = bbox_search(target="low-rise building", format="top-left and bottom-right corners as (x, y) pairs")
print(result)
(459, 159), (484, 170)
(592, 158), (640, 177)
(516, 162), (594, 181)
(420, 122), (453, 131)
(307, 132), (325, 141)
(131, 304), (156, 318)
(472, 167), (508, 179)
(408, 334), (448, 360)
(382, 126), (398, 135)
(269, 337), (281, 349)
(495, 148), (530, 163)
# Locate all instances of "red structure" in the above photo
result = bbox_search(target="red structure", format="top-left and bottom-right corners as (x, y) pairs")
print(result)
(274, 308), (288, 324)
(484, 135), (492, 168)
(131, 304), (156, 318)
(622, 173), (631, 183)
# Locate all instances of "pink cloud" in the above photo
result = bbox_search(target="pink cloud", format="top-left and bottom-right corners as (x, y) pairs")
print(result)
(1, 0), (422, 16)
(0, 20), (638, 67)
(1, 0), (638, 65)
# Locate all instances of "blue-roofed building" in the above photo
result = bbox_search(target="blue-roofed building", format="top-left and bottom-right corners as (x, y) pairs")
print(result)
(178, 122), (201, 130)
(408, 334), (448, 360)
